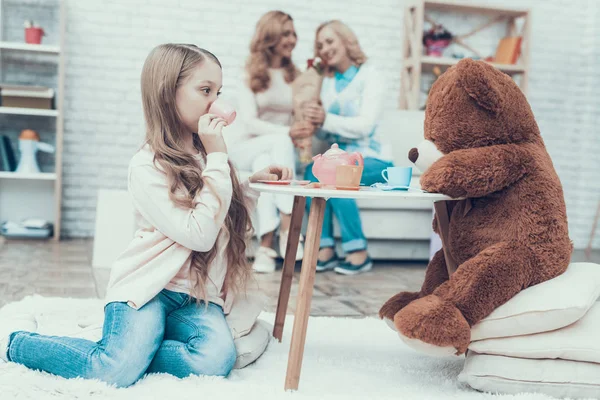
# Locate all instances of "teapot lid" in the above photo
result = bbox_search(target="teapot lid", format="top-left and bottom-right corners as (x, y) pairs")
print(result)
(323, 143), (346, 157)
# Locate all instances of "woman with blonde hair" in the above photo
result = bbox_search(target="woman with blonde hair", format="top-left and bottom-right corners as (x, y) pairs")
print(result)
(229, 10), (312, 273)
(303, 20), (394, 275)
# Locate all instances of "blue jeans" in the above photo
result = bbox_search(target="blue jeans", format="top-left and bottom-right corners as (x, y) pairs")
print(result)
(7, 289), (237, 388)
(304, 157), (393, 253)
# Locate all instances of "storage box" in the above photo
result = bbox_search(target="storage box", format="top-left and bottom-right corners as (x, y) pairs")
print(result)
(0, 84), (55, 109)
(494, 36), (522, 64)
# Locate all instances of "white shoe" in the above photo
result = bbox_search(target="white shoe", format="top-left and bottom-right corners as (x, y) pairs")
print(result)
(252, 246), (278, 273)
(279, 231), (304, 261)
(0, 313), (38, 362)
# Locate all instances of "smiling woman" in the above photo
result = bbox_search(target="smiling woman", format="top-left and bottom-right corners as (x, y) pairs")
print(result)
(303, 20), (395, 276)
(228, 11), (309, 273)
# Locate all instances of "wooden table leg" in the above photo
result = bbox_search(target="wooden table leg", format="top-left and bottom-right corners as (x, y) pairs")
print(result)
(273, 196), (306, 342)
(434, 200), (458, 276)
(284, 197), (326, 391)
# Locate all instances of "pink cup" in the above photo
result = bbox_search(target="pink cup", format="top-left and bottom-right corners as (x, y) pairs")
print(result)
(209, 99), (236, 125)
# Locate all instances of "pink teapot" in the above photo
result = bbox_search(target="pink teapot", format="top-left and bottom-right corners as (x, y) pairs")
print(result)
(312, 144), (364, 185)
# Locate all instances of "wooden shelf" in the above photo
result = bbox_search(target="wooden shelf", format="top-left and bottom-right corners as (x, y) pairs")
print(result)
(424, 0), (529, 17)
(0, 1), (66, 240)
(421, 56), (526, 74)
(0, 107), (58, 117)
(0, 171), (57, 180)
(399, 0), (531, 110)
(0, 41), (60, 54)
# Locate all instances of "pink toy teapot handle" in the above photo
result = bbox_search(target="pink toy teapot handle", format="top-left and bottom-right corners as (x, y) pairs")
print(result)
(350, 152), (364, 166)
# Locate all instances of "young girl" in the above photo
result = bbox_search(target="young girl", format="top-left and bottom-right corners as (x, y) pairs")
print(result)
(302, 20), (394, 275)
(0, 43), (291, 387)
(229, 10), (311, 273)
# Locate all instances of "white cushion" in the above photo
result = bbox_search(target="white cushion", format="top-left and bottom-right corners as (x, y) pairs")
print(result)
(233, 320), (272, 369)
(226, 288), (268, 340)
(374, 110), (425, 171)
(471, 262), (600, 341)
(459, 352), (600, 399)
(469, 301), (600, 363)
(92, 189), (135, 269)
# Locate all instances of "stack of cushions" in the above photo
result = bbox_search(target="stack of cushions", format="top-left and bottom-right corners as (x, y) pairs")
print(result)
(459, 262), (600, 398)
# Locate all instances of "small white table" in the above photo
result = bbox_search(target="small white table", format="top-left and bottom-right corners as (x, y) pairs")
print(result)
(249, 183), (457, 391)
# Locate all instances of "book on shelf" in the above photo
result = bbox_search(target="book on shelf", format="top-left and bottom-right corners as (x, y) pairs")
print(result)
(494, 36), (522, 65)
(0, 135), (16, 172)
(1, 219), (54, 239)
(0, 84), (55, 110)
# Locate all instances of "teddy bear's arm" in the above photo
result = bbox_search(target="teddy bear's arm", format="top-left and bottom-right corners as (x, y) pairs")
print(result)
(420, 144), (531, 198)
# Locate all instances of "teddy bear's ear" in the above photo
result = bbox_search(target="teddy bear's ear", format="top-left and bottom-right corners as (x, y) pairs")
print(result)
(455, 58), (503, 115)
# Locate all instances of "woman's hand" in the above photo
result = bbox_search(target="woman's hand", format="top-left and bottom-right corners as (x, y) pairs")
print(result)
(197, 114), (227, 154)
(289, 120), (314, 140)
(250, 165), (293, 183)
(303, 101), (325, 125)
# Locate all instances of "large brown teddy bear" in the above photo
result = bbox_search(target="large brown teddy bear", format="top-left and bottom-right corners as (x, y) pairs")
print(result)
(379, 58), (573, 356)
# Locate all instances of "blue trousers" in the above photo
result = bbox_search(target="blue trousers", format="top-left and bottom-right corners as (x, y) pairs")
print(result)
(7, 289), (237, 388)
(304, 157), (393, 253)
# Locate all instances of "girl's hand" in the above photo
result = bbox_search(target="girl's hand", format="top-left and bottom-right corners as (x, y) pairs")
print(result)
(289, 120), (314, 140)
(304, 101), (325, 125)
(250, 165), (293, 183)
(197, 114), (227, 154)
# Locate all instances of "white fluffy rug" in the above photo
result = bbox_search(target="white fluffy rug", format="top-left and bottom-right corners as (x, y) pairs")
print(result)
(0, 295), (558, 400)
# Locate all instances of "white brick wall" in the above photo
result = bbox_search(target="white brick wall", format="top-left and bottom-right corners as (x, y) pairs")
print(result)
(44, 0), (599, 248)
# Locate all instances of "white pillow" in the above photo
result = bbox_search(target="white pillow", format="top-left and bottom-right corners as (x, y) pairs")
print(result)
(459, 352), (600, 399)
(471, 262), (600, 341)
(469, 302), (600, 363)
(233, 320), (272, 369)
(226, 289), (268, 340)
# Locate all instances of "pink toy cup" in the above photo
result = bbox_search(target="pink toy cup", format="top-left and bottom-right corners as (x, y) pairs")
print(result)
(209, 99), (236, 125)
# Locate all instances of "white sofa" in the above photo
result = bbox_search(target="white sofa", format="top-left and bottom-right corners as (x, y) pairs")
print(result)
(225, 108), (437, 261)
(92, 110), (436, 268)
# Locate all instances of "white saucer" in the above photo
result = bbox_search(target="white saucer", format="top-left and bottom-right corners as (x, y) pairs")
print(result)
(371, 182), (412, 191)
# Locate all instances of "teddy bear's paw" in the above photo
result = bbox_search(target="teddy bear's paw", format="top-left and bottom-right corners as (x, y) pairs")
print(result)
(394, 294), (470, 356)
(379, 291), (421, 329)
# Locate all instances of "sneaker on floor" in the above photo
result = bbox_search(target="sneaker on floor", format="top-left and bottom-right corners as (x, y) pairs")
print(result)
(0, 313), (37, 362)
(316, 253), (340, 272)
(252, 246), (278, 273)
(334, 256), (373, 275)
(279, 231), (304, 261)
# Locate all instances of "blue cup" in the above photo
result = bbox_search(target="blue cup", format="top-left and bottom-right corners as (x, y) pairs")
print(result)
(381, 167), (412, 187)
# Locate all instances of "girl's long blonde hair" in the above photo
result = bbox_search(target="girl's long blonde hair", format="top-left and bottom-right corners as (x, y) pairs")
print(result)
(246, 10), (298, 93)
(314, 20), (368, 76)
(140, 43), (252, 303)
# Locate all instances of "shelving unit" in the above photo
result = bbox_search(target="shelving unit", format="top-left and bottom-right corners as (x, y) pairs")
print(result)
(420, 55), (526, 74)
(0, 106), (59, 116)
(400, 0), (531, 109)
(0, 171), (56, 180)
(0, 0), (66, 240)
(0, 41), (60, 53)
